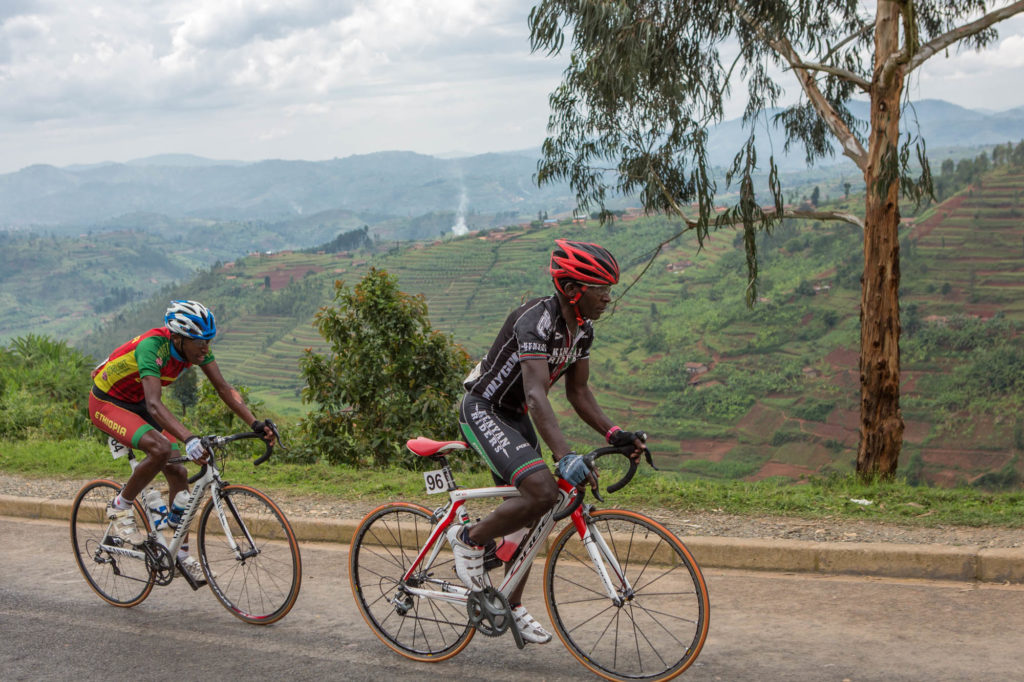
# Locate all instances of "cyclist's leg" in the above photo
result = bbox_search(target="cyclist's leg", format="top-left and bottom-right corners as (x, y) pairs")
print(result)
(89, 391), (168, 502)
(121, 430), (175, 500)
(459, 395), (559, 546)
(458, 394), (560, 605)
(156, 434), (188, 511)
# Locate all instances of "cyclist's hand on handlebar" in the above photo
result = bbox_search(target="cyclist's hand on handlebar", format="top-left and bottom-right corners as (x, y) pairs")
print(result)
(556, 452), (598, 492)
(607, 427), (648, 462)
(251, 419), (277, 446)
(184, 436), (209, 463)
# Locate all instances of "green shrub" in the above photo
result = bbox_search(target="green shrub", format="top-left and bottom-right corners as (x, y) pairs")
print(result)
(790, 398), (835, 422)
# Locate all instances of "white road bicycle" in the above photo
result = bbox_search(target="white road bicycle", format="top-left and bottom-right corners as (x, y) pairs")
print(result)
(70, 422), (302, 625)
(349, 438), (710, 682)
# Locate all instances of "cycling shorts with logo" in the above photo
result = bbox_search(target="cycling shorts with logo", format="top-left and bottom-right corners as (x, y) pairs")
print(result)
(89, 386), (178, 449)
(459, 393), (549, 487)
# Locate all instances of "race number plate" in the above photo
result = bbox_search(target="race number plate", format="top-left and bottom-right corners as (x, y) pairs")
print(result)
(424, 468), (455, 494)
(108, 437), (131, 459)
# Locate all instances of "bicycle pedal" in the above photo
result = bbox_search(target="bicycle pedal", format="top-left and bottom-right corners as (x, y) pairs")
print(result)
(175, 558), (208, 591)
(509, 617), (526, 650)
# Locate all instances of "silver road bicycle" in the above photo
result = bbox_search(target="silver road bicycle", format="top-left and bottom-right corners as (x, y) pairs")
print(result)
(70, 422), (302, 625)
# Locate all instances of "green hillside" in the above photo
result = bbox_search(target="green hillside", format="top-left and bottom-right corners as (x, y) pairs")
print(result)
(72, 168), (1024, 486)
(0, 229), (202, 341)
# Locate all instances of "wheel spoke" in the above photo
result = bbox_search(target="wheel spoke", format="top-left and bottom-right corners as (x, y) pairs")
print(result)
(545, 510), (709, 681)
(70, 480), (154, 608)
(349, 505), (473, 662)
(198, 486), (301, 625)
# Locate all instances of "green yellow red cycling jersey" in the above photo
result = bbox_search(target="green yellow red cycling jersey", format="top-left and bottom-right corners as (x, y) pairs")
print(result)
(92, 327), (213, 403)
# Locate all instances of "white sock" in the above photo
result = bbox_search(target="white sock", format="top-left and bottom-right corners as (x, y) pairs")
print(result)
(113, 493), (132, 510)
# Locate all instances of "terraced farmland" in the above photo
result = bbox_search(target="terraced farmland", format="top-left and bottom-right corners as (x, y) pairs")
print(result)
(117, 169), (1024, 485)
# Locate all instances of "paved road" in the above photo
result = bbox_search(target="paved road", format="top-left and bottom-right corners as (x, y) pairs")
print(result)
(3, 516), (1024, 681)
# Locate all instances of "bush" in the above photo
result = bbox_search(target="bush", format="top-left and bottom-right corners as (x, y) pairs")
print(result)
(790, 398), (835, 422)
(300, 269), (472, 468)
(0, 335), (94, 440)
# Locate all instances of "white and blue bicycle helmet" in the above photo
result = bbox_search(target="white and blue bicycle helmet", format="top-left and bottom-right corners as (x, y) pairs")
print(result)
(165, 300), (217, 340)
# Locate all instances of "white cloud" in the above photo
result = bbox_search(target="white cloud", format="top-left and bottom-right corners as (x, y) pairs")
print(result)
(1, 3), (1022, 173)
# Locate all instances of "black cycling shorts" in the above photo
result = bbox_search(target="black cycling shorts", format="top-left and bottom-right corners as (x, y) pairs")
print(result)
(459, 393), (550, 487)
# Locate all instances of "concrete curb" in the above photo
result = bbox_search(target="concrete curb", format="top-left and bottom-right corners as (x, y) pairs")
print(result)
(5, 493), (1022, 583)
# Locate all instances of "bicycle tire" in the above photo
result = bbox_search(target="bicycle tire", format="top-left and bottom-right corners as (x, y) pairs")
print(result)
(349, 502), (475, 662)
(196, 485), (302, 625)
(70, 479), (155, 607)
(544, 509), (710, 682)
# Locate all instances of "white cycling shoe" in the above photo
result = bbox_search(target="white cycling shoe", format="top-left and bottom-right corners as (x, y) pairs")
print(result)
(446, 525), (489, 592)
(105, 500), (145, 546)
(179, 555), (209, 585)
(512, 605), (553, 644)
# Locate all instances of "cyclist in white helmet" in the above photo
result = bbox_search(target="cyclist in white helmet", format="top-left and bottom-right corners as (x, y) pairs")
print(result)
(89, 300), (273, 583)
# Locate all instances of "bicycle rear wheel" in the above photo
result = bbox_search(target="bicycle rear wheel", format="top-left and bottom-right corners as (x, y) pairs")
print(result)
(70, 479), (155, 607)
(349, 503), (474, 662)
(544, 510), (710, 682)
(196, 485), (302, 625)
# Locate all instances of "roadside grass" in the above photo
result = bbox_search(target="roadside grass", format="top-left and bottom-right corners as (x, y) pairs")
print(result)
(3, 437), (1023, 527)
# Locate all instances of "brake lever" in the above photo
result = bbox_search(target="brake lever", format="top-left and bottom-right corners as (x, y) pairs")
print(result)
(581, 455), (603, 502)
(266, 418), (285, 448)
(644, 447), (658, 470)
(631, 431), (657, 471)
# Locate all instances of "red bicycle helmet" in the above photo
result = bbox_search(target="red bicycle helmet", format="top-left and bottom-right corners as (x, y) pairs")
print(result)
(551, 238), (619, 287)
(550, 239), (619, 323)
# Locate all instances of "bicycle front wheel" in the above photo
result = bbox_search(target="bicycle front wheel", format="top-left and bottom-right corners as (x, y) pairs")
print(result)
(349, 503), (474, 662)
(544, 510), (710, 682)
(70, 479), (155, 607)
(196, 485), (302, 625)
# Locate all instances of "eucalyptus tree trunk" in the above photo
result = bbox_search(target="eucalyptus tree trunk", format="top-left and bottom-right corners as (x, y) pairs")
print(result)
(858, 0), (905, 478)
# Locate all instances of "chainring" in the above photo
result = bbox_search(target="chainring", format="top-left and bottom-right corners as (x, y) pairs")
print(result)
(143, 540), (175, 586)
(466, 586), (512, 637)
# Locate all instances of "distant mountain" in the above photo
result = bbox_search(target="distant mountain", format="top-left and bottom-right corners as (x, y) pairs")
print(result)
(706, 99), (1024, 170)
(0, 150), (575, 228)
(1, 100), (1021, 230)
(125, 154), (251, 168)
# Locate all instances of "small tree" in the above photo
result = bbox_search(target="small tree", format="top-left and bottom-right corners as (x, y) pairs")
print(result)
(300, 269), (472, 467)
(188, 378), (263, 436)
(169, 366), (199, 415)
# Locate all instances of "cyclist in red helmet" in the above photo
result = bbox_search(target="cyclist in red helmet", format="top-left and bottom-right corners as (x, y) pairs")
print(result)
(451, 239), (646, 644)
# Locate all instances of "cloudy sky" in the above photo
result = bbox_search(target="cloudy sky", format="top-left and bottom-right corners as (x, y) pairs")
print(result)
(2, 0), (1023, 174)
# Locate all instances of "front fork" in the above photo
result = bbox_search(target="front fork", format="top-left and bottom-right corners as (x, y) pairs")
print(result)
(208, 486), (260, 562)
(574, 508), (632, 607)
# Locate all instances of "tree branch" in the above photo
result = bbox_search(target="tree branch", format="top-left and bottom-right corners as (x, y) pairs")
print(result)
(785, 60), (872, 91)
(905, 0), (1024, 73)
(612, 206), (864, 307)
(731, 3), (868, 170)
(763, 208), (865, 229)
(825, 20), (875, 62)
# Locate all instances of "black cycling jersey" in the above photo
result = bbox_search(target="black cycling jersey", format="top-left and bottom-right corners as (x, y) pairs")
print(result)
(463, 296), (593, 413)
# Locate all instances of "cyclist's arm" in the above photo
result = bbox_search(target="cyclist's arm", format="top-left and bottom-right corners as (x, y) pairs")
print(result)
(565, 359), (644, 462)
(199, 361), (276, 444)
(563, 358), (614, 437)
(141, 375), (196, 444)
(521, 357), (573, 460)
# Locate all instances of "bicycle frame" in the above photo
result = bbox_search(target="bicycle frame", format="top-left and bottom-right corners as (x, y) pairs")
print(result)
(100, 455), (256, 568)
(399, 477), (632, 609)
